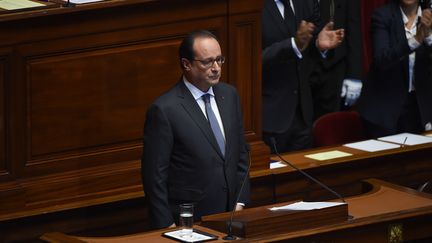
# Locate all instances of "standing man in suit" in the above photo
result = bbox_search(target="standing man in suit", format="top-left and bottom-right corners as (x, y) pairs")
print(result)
(310, 0), (363, 121)
(142, 30), (250, 229)
(262, 0), (345, 153)
(357, 0), (432, 137)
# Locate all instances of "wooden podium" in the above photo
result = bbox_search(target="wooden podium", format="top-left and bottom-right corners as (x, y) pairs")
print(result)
(41, 179), (432, 242)
(201, 201), (348, 238)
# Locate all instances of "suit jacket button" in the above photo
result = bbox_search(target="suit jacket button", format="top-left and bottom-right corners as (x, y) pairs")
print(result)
(293, 90), (298, 95)
(222, 187), (228, 192)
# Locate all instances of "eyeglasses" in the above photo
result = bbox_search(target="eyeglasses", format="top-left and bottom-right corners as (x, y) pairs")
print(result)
(192, 56), (225, 69)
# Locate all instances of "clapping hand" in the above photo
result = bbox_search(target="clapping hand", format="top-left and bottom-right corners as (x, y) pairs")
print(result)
(316, 22), (345, 51)
(416, 9), (432, 43)
(295, 20), (316, 52)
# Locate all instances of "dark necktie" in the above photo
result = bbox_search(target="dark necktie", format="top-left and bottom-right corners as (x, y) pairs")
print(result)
(281, 0), (296, 32)
(202, 94), (225, 156)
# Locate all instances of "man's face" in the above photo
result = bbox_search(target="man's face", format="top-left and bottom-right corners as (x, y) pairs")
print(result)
(183, 37), (222, 92)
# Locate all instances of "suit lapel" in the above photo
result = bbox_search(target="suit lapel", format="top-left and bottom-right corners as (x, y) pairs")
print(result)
(291, 0), (301, 30)
(265, 0), (293, 37)
(177, 81), (225, 160)
(392, 4), (410, 88)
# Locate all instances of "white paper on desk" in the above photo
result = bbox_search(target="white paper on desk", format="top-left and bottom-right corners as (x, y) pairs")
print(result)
(378, 133), (432, 146)
(0, 0), (44, 10)
(270, 161), (287, 169)
(269, 201), (345, 211)
(343, 139), (400, 152)
(69, 0), (104, 4)
(163, 229), (214, 242)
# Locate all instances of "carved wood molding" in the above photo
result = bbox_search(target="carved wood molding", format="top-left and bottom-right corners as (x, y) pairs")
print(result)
(0, 0), (267, 223)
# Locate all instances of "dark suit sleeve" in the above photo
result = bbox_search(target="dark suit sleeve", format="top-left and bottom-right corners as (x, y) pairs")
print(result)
(141, 104), (174, 229)
(262, 38), (298, 69)
(371, 7), (412, 71)
(262, 0), (321, 69)
(261, 0), (298, 69)
(345, 0), (363, 79)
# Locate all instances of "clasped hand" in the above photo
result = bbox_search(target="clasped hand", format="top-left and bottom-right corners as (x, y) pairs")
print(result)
(294, 20), (315, 52)
(295, 21), (344, 52)
(416, 9), (432, 43)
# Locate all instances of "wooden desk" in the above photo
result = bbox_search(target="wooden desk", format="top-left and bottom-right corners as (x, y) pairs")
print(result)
(41, 225), (227, 243)
(250, 136), (432, 206)
(242, 179), (432, 243)
(0, 1), (58, 14)
(41, 179), (432, 243)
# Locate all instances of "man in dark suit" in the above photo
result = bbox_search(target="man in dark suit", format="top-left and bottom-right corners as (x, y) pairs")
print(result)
(262, 0), (345, 152)
(142, 30), (250, 229)
(357, 0), (432, 137)
(310, 0), (363, 120)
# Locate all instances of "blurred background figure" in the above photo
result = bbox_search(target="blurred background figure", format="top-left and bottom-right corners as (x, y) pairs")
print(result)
(357, 0), (432, 138)
(262, 0), (344, 153)
(310, 0), (363, 121)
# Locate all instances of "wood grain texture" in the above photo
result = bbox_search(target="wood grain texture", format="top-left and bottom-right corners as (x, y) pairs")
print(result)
(0, 1), (266, 242)
(0, 56), (6, 175)
(39, 180), (432, 243)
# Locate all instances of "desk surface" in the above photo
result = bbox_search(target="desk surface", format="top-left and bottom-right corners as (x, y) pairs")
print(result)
(42, 225), (228, 243)
(249, 133), (432, 209)
(253, 133), (432, 178)
(41, 179), (432, 243)
(242, 179), (432, 242)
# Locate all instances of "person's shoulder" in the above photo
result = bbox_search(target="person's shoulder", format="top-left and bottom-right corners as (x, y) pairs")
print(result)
(151, 82), (181, 107)
(371, 2), (398, 25)
(214, 81), (238, 95)
(374, 2), (396, 16)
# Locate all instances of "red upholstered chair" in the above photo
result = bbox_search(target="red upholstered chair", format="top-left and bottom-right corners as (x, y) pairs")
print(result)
(313, 111), (366, 147)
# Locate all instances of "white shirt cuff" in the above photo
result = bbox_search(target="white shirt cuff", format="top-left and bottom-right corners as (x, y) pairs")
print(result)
(291, 38), (303, 59)
(344, 78), (361, 84)
(237, 202), (245, 207)
(320, 49), (328, 58)
(408, 36), (421, 50)
(425, 34), (432, 46)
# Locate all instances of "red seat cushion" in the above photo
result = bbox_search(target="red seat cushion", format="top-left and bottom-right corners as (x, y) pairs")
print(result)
(313, 111), (366, 147)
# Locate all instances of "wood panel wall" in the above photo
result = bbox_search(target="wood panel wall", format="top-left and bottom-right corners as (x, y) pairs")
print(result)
(0, 0), (267, 241)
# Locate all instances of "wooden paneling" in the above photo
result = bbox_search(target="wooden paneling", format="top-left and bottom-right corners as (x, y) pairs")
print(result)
(27, 40), (180, 159)
(0, 57), (5, 174)
(0, 50), (13, 181)
(17, 16), (227, 176)
(228, 13), (262, 141)
(0, 2), (266, 242)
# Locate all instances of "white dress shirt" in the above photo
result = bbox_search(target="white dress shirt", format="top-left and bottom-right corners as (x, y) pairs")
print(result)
(183, 77), (226, 140)
(274, 0), (303, 58)
(401, 6), (432, 92)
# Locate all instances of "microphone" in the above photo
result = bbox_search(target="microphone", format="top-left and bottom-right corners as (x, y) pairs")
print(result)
(223, 143), (251, 241)
(269, 137), (345, 203)
(62, 0), (76, 7)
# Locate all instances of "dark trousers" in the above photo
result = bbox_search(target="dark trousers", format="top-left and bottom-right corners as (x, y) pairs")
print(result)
(263, 105), (312, 153)
(363, 91), (423, 138)
(310, 60), (347, 121)
(169, 166), (228, 225)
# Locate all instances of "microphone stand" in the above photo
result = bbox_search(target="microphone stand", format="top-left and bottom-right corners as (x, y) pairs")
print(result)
(270, 137), (345, 203)
(223, 144), (251, 241)
(63, 0), (75, 7)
